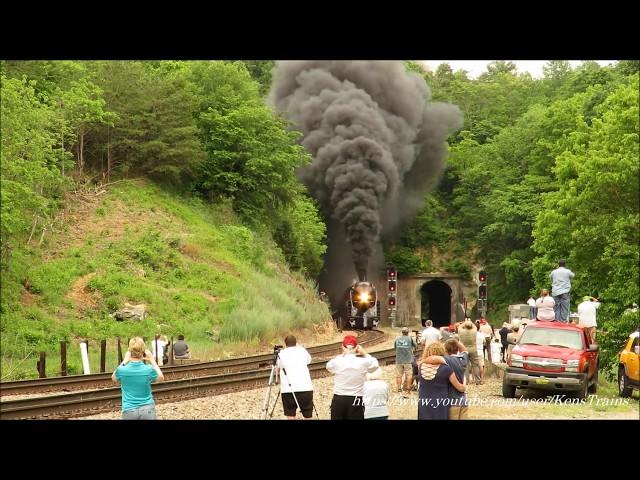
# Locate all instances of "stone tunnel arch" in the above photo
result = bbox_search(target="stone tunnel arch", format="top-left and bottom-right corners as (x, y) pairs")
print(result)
(420, 280), (452, 329)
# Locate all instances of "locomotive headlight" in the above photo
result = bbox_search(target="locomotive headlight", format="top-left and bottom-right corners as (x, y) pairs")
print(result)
(359, 293), (370, 302)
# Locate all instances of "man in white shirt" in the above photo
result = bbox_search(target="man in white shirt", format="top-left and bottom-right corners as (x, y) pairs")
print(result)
(421, 320), (441, 346)
(277, 335), (314, 419)
(326, 335), (379, 420)
(577, 296), (601, 343)
(152, 335), (168, 366)
(527, 296), (537, 321)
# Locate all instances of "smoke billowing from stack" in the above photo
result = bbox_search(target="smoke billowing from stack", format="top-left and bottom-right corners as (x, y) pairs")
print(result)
(270, 61), (462, 281)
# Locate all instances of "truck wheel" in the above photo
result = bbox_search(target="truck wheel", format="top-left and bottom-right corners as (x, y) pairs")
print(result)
(502, 382), (516, 398)
(619, 366), (633, 397)
(575, 375), (589, 400)
(588, 363), (598, 394)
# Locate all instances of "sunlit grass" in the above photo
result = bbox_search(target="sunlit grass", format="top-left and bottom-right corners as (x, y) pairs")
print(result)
(1, 180), (331, 380)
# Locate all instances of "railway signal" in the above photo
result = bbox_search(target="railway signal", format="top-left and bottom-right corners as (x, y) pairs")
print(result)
(478, 269), (487, 316)
(387, 265), (398, 322)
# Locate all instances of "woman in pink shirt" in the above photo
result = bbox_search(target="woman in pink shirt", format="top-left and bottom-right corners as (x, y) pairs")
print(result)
(536, 288), (556, 321)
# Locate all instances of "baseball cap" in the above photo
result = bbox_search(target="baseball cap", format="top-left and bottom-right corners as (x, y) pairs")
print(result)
(342, 335), (358, 348)
(583, 296), (591, 302)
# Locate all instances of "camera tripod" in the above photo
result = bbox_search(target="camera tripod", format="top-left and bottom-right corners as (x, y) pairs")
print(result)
(261, 346), (319, 420)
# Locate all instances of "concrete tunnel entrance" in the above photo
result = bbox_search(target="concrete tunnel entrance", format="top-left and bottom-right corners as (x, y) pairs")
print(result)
(420, 280), (452, 328)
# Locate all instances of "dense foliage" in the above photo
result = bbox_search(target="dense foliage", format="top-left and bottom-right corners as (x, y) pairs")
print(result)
(390, 61), (638, 376)
(2, 60), (637, 379)
(1, 60), (326, 278)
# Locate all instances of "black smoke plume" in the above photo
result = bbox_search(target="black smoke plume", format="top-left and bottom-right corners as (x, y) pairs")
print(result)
(270, 61), (462, 282)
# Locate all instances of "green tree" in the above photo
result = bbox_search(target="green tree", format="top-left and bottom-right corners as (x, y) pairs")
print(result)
(239, 60), (275, 96)
(0, 75), (68, 263)
(532, 76), (639, 375)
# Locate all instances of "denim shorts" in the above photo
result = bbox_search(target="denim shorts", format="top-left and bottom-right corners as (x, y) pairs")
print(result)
(122, 403), (157, 420)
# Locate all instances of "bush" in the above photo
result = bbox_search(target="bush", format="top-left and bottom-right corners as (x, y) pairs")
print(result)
(599, 308), (640, 380)
(443, 259), (472, 280)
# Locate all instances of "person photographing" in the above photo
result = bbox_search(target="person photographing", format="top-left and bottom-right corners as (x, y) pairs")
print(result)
(112, 337), (164, 420)
(326, 335), (379, 420)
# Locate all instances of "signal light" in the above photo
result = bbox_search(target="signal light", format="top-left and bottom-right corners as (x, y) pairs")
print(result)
(388, 280), (396, 292)
(479, 285), (487, 300)
(479, 270), (487, 282)
(389, 296), (396, 306)
(388, 266), (396, 278)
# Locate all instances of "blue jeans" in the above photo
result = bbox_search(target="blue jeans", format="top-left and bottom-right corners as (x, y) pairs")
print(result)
(122, 403), (157, 420)
(553, 293), (570, 322)
(529, 306), (536, 320)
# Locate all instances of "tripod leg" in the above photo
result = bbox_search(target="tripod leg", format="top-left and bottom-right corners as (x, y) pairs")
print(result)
(269, 388), (281, 418)
(261, 366), (277, 419)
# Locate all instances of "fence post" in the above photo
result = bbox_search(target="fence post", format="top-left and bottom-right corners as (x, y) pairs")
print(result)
(80, 340), (91, 375)
(117, 337), (123, 364)
(168, 336), (174, 365)
(60, 341), (67, 376)
(38, 351), (46, 378)
(100, 339), (107, 373)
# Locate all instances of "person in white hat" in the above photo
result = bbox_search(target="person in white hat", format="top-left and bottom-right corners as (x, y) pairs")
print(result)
(577, 295), (600, 342)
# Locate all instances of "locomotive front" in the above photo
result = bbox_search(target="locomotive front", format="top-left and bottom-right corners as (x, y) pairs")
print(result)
(351, 282), (377, 313)
(345, 281), (380, 330)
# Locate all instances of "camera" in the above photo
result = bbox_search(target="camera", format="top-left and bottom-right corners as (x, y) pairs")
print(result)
(273, 345), (283, 352)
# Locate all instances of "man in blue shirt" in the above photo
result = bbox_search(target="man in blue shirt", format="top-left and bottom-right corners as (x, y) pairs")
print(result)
(394, 327), (416, 395)
(550, 259), (575, 323)
(112, 337), (164, 420)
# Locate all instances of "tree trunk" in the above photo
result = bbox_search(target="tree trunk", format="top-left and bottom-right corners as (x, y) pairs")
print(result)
(61, 127), (65, 176)
(79, 131), (84, 176)
(27, 216), (39, 245)
(107, 126), (111, 184)
(60, 98), (65, 176)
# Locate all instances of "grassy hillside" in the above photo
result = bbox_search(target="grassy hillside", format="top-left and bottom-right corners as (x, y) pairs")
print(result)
(0, 180), (331, 379)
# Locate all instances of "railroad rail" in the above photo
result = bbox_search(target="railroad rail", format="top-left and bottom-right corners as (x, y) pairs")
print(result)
(0, 330), (385, 397)
(0, 331), (391, 419)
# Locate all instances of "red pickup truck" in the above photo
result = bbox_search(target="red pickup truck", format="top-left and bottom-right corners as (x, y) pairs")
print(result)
(502, 321), (598, 399)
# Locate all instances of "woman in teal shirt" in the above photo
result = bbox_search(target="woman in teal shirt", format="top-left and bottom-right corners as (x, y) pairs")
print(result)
(112, 337), (165, 419)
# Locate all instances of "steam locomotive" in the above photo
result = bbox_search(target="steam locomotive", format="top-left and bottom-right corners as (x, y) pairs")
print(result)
(344, 281), (381, 330)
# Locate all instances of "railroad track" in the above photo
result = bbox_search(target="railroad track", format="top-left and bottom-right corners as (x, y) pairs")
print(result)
(0, 330), (385, 397)
(0, 330), (390, 419)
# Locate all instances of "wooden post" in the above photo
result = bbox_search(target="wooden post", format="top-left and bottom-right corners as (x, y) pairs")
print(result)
(60, 341), (67, 376)
(117, 337), (123, 364)
(38, 352), (46, 378)
(100, 340), (107, 373)
(168, 336), (174, 365)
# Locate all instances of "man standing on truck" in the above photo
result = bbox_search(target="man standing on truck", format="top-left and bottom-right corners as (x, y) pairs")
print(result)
(550, 259), (575, 323)
(577, 296), (600, 343)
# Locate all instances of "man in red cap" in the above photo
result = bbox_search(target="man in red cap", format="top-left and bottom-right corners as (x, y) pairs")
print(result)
(326, 335), (380, 419)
